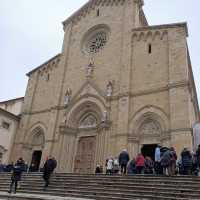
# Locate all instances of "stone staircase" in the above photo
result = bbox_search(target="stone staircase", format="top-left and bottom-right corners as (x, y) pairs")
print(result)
(0, 173), (200, 200)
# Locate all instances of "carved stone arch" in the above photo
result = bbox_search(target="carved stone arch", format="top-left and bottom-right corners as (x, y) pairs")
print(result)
(129, 105), (169, 135)
(132, 33), (138, 42)
(137, 114), (163, 137)
(66, 96), (107, 128)
(25, 123), (46, 149)
(79, 113), (98, 128)
(145, 31), (153, 41)
(161, 30), (168, 40)
(153, 31), (161, 41)
(138, 32), (145, 41)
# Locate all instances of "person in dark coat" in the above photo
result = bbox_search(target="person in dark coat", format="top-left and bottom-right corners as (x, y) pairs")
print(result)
(169, 147), (177, 176)
(196, 145), (200, 168)
(144, 156), (154, 174)
(160, 149), (172, 176)
(181, 148), (192, 175)
(8, 158), (24, 193)
(127, 158), (136, 174)
(118, 149), (130, 174)
(43, 156), (57, 190)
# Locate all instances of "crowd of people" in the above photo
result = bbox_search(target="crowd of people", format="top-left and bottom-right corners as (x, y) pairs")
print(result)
(0, 156), (57, 194)
(1, 144), (200, 194)
(96, 145), (200, 176)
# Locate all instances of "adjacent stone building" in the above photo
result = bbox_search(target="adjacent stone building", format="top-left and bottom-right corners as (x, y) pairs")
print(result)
(0, 97), (23, 164)
(10, 0), (199, 173)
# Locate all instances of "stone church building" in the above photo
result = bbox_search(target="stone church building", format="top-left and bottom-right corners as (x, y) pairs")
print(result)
(10, 0), (199, 173)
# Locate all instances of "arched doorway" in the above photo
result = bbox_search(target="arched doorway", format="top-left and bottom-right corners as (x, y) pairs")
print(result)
(74, 113), (99, 174)
(139, 118), (162, 160)
(29, 127), (45, 172)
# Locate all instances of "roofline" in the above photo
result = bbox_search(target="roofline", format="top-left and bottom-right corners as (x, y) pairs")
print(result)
(186, 45), (200, 120)
(26, 53), (61, 77)
(0, 97), (24, 104)
(132, 22), (188, 36)
(0, 108), (20, 121)
(62, 0), (92, 27)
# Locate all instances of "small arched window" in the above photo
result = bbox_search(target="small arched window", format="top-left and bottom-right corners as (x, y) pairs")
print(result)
(148, 44), (152, 54)
(97, 9), (100, 17)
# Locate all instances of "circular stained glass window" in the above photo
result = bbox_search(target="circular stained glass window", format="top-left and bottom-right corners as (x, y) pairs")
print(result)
(87, 32), (107, 53)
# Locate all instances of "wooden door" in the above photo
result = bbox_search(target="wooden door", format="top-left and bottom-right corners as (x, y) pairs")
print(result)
(74, 136), (96, 174)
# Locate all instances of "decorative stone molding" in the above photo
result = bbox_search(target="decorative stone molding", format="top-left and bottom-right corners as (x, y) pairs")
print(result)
(59, 125), (78, 135)
(132, 22), (188, 36)
(97, 120), (112, 131)
(27, 54), (61, 77)
(21, 81), (189, 116)
(132, 30), (168, 42)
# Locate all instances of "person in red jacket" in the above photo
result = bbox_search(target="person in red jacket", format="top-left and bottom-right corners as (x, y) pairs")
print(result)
(135, 153), (145, 174)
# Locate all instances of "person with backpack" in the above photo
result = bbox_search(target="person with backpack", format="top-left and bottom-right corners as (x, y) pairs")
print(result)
(8, 158), (24, 194)
(42, 156), (57, 190)
(106, 157), (114, 175)
(144, 156), (154, 174)
(113, 157), (119, 174)
(160, 148), (172, 176)
(181, 148), (192, 175)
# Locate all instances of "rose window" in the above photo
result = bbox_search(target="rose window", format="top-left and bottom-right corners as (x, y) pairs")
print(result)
(87, 32), (107, 53)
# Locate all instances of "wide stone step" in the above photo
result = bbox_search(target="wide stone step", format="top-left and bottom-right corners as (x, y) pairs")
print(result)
(11, 183), (200, 195)
(16, 187), (197, 199)
(1, 173), (200, 200)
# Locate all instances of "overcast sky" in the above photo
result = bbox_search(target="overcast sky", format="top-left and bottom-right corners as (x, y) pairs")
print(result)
(0, 0), (199, 103)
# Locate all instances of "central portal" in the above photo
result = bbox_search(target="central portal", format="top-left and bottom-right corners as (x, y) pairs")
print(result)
(74, 136), (96, 174)
(141, 144), (157, 161)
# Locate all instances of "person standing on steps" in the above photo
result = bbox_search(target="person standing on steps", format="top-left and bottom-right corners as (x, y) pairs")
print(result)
(42, 156), (57, 190)
(154, 145), (162, 175)
(8, 158), (24, 194)
(135, 153), (145, 174)
(118, 149), (130, 175)
(196, 144), (200, 170)
(181, 148), (192, 175)
(169, 147), (177, 176)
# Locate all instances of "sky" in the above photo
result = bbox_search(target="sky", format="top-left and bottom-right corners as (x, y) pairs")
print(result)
(0, 0), (200, 103)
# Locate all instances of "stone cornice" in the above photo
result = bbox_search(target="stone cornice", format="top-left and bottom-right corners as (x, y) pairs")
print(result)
(132, 22), (188, 37)
(0, 107), (20, 121)
(27, 54), (61, 77)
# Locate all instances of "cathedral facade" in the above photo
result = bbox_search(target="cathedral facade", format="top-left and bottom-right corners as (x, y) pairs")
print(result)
(10, 0), (199, 173)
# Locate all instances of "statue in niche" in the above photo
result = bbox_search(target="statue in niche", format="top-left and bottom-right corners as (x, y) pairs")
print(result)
(86, 62), (94, 77)
(102, 110), (108, 122)
(106, 81), (113, 97)
(64, 88), (72, 106)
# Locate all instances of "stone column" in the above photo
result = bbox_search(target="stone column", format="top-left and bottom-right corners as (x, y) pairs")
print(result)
(127, 136), (139, 158)
(58, 124), (77, 172)
(96, 121), (112, 168)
